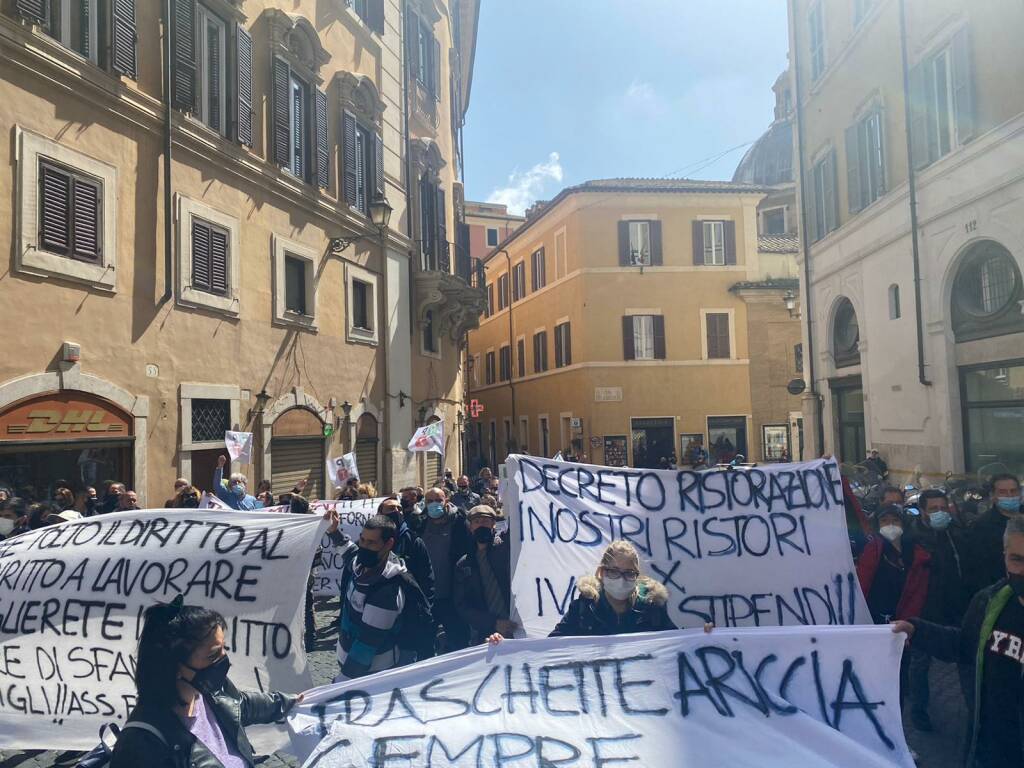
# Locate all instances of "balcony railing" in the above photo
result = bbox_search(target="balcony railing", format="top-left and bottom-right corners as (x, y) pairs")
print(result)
(419, 240), (484, 289)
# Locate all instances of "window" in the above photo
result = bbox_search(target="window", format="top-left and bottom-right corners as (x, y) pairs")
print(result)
(888, 284), (901, 320)
(423, 310), (438, 354)
(512, 262), (526, 301)
(485, 351), (496, 385)
(952, 240), (1024, 342)
(285, 256), (307, 314)
(517, 338), (526, 378)
(408, 11), (441, 100)
(21, 0), (136, 76)
(273, 235), (318, 329)
(191, 399), (231, 443)
(499, 346), (512, 382)
(554, 322), (571, 368)
(190, 217), (229, 296)
(271, 55), (329, 187)
(486, 228), (499, 247)
(795, 343), (804, 374)
(703, 221), (726, 265)
(554, 229), (567, 279)
(531, 248), (546, 291)
(539, 416), (550, 457)
(352, 280), (371, 330)
(533, 331), (548, 373)
(705, 312), (731, 359)
(847, 110), (886, 213)
(762, 425), (790, 462)
(497, 273), (510, 310)
(762, 208), (786, 235)
(628, 221), (651, 265)
(809, 3), (825, 81)
(811, 150), (838, 241)
(833, 298), (860, 368)
(961, 362), (1024, 476)
(633, 316), (655, 360)
(288, 75), (309, 179)
(708, 416), (748, 465)
(417, 175), (446, 270)
(486, 283), (494, 317)
(622, 315), (666, 360)
(196, 6), (227, 135)
(43, 0), (98, 62)
(37, 159), (102, 264)
(348, 0), (384, 34)
(911, 29), (974, 169)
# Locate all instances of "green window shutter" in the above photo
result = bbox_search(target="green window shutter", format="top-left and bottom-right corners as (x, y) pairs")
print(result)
(171, 0), (197, 111)
(191, 219), (211, 291)
(111, 0), (138, 79)
(618, 221), (630, 266)
(235, 24), (254, 147)
(622, 316), (635, 360)
(950, 27), (975, 144)
(272, 57), (291, 167)
(846, 123), (863, 214)
(315, 87), (329, 189)
(39, 163), (71, 255)
(723, 220), (737, 265)
(342, 111), (358, 205)
(650, 220), (663, 265)
(71, 176), (101, 262)
(15, 0), (47, 25)
(691, 220), (704, 265)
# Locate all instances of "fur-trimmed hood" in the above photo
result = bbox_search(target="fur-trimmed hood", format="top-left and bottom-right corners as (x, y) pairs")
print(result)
(576, 574), (669, 605)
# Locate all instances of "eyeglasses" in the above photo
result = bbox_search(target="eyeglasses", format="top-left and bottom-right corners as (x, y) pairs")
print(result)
(602, 567), (639, 582)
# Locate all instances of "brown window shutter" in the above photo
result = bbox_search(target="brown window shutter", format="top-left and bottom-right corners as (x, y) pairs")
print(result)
(563, 323), (571, 365)
(39, 163), (71, 255)
(191, 220), (211, 291)
(235, 24), (254, 147)
(724, 221), (737, 265)
(650, 220), (663, 265)
(653, 315), (666, 359)
(692, 220), (704, 265)
(707, 313), (730, 358)
(315, 88), (329, 189)
(171, 0), (197, 112)
(210, 227), (228, 295)
(517, 338), (525, 377)
(618, 221), (630, 266)
(71, 177), (101, 262)
(622, 316), (635, 360)
(272, 57), (291, 167)
(554, 326), (563, 367)
(111, 0), (138, 78)
(15, 0), (46, 24)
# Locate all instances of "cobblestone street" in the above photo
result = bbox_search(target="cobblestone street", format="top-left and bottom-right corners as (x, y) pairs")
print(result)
(0, 610), (971, 768)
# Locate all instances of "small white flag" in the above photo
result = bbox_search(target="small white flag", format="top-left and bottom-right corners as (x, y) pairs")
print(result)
(327, 452), (360, 489)
(408, 421), (444, 455)
(199, 491), (230, 510)
(225, 431), (253, 464)
(552, 451), (564, 461)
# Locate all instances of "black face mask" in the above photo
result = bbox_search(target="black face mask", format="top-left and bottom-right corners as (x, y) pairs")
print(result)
(473, 527), (495, 545)
(1008, 573), (1024, 599)
(457, 486), (469, 493)
(385, 512), (403, 529)
(356, 546), (382, 569)
(185, 653), (231, 692)
(401, 498), (414, 510)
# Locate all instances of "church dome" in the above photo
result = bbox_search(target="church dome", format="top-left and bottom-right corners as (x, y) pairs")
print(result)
(732, 118), (793, 187)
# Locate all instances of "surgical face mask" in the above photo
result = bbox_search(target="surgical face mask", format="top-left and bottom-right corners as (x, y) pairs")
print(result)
(928, 510), (952, 530)
(879, 525), (903, 543)
(602, 577), (635, 601)
(996, 497), (1022, 514)
(0, 519), (14, 536)
(232, 484), (245, 498)
(185, 653), (231, 693)
(426, 502), (445, 519)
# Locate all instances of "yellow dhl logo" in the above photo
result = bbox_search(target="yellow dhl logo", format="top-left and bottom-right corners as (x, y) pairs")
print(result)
(6, 410), (125, 435)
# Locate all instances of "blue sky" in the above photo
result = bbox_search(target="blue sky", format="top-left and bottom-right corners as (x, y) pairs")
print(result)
(463, 1), (790, 213)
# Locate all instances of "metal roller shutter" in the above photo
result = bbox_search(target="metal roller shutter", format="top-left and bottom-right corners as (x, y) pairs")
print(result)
(424, 452), (442, 489)
(355, 438), (378, 486)
(271, 437), (324, 500)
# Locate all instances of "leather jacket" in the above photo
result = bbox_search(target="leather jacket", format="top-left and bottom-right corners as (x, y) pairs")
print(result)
(110, 678), (297, 768)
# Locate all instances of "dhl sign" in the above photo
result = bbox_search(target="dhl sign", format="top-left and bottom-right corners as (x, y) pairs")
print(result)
(0, 393), (131, 441)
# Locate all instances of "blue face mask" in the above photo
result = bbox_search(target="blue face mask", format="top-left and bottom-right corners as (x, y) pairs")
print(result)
(232, 484), (245, 498)
(426, 502), (445, 519)
(997, 497), (1022, 514)
(928, 510), (952, 530)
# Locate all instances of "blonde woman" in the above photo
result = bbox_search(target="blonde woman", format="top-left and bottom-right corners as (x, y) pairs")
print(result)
(490, 541), (695, 641)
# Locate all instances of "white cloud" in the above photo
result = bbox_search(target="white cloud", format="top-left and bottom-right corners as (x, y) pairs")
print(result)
(623, 78), (668, 118)
(486, 152), (564, 215)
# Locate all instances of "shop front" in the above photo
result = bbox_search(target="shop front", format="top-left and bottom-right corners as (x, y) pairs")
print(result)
(0, 391), (133, 500)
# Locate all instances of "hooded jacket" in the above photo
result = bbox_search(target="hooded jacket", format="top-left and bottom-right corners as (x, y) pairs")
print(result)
(337, 553), (410, 679)
(109, 678), (296, 768)
(549, 575), (676, 637)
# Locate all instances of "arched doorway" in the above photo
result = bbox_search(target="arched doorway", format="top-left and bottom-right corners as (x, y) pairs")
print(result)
(0, 391), (133, 501)
(829, 297), (865, 463)
(270, 407), (326, 500)
(354, 413), (379, 487)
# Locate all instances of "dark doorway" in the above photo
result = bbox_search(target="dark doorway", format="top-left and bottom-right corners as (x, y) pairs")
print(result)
(631, 418), (674, 469)
(831, 378), (866, 464)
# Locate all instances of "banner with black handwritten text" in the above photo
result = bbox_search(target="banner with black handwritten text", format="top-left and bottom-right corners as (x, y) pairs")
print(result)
(287, 625), (914, 767)
(308, 498), (386, 597)
(507, 456), (871, 636)
(0, 510), (323, 750)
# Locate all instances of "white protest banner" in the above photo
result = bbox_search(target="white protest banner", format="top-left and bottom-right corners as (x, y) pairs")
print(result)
(507, 455), (871, 637)
(408, 421), (444, 455)
(0, 509), (323, 750)
(200, 491), (230, 509)
(326, 452), (359, 489)
(225, 430), (254, 464)
(288, 625), (914, 768)
(309, 498), (387, 597)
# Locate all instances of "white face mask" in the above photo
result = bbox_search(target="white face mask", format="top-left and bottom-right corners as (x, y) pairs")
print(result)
(602, 576), (635, 601)
(879, 525), (903, 543)
(0, 518), (15, 536)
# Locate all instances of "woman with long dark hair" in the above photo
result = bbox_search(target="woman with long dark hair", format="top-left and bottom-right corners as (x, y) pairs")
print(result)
(110, 597), (301, 768)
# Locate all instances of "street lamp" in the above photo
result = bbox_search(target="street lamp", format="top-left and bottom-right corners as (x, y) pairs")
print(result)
(783, 290), (801, 319)
(329, 195), (393, 254)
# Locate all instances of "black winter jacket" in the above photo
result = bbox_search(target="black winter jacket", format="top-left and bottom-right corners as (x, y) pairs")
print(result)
(453, 538), (512, 642)
(109, 680), (296, 768)
(549, 577), (677, 637)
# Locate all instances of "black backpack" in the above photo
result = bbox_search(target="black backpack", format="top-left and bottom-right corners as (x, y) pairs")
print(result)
(75, 721), (168, 768)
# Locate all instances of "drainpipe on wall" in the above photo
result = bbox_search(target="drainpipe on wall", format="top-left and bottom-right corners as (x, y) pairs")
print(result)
(161, 0), (174, 303)
(899, 0), (933, 388)
(789, 0), (826, 455)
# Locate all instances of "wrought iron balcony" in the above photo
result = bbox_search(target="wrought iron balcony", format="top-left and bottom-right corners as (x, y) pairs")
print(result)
(414, 239), (487, 340)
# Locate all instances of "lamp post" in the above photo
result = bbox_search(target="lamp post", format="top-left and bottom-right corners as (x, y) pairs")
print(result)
(339, 400), (353, 452)
(783, 290), (801, 319)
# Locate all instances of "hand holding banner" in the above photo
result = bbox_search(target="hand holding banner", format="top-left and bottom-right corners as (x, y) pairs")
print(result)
(326, 452), (359, 489)
(288, 625), (914, 767)
(225, 430), (254, 464)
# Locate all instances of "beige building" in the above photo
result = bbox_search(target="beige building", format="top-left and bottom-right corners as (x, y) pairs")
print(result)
(0, 0), (483, 504)
(789, 0), (1024, 479)
(465, 178), (803, 471)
